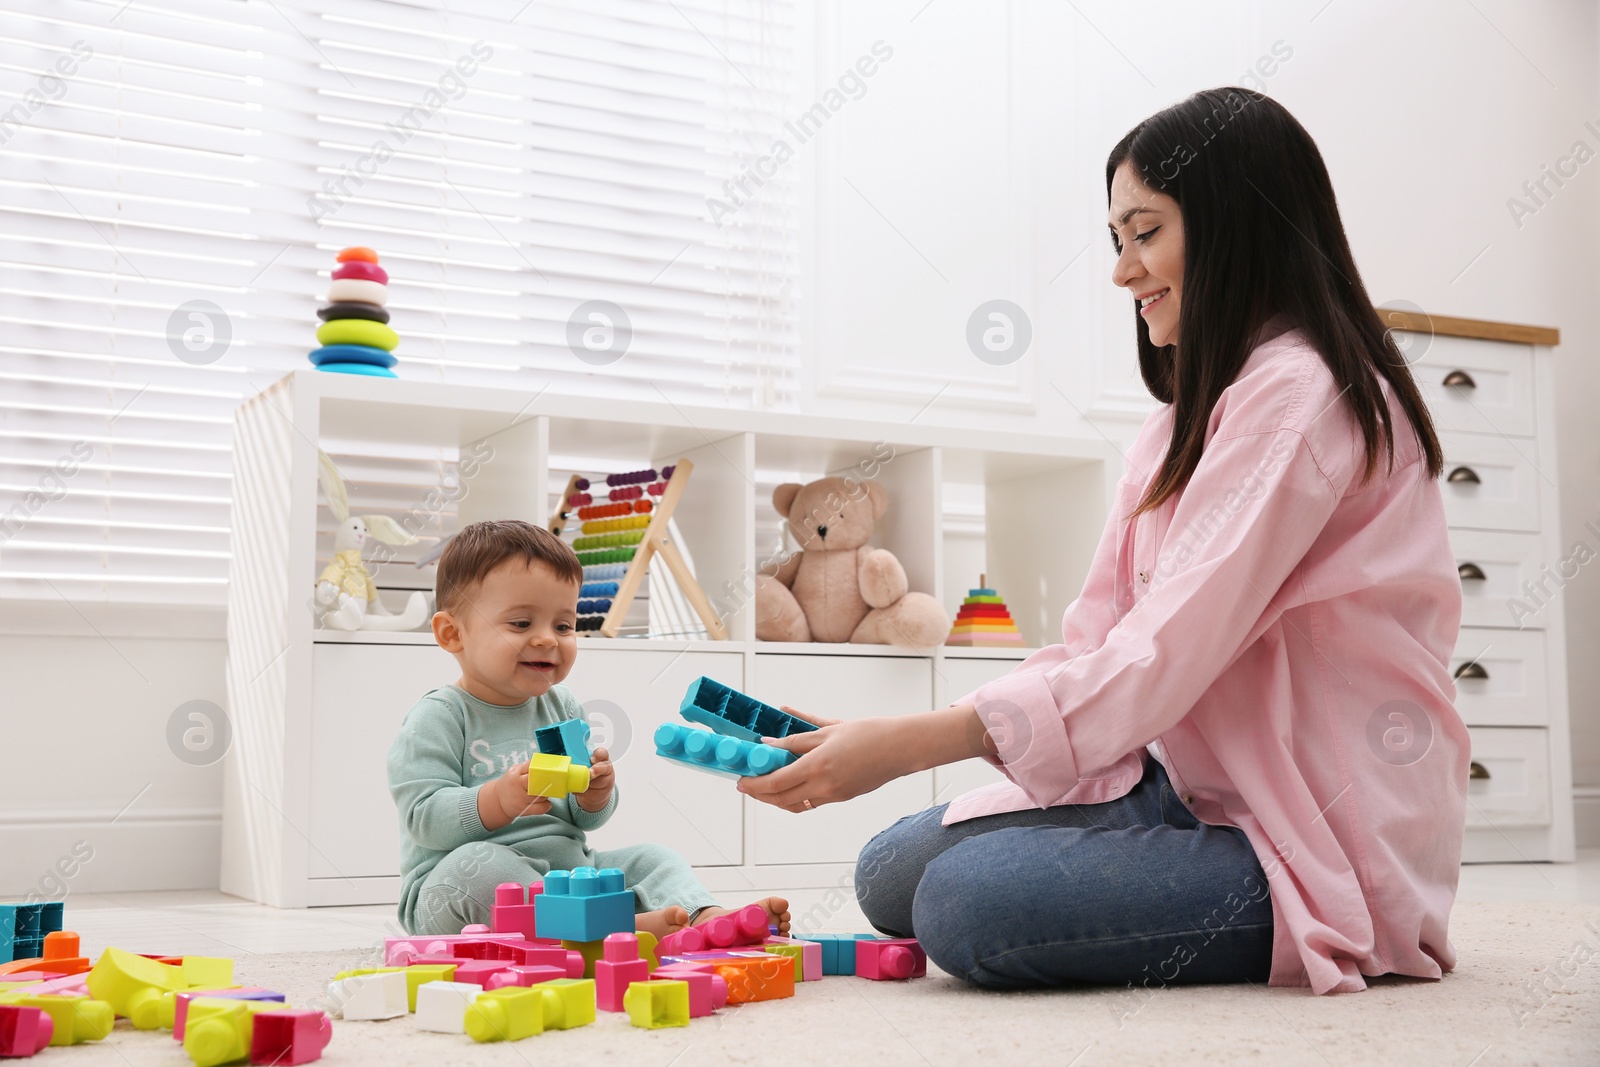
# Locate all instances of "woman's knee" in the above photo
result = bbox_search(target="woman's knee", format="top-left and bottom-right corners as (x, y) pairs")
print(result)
(854, 807), (942, 934)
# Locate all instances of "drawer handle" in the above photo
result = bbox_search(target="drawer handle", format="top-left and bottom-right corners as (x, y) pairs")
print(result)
(1442, 369), (1477, 389)
(1446, 466), (1481, 484)
(1457, 562), (1487, 582)
(1469, 760), (1490, 780)
(1454, 660), (1489, 680)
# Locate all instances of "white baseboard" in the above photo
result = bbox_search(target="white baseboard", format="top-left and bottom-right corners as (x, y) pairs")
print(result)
(1574, 787), (1600, 849)
(0, 813), (221, 899)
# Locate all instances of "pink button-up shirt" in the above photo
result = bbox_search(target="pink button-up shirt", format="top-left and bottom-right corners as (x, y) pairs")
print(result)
(946, 322), (1468, 995)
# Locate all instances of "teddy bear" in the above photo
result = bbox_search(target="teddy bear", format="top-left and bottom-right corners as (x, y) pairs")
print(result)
(755, 476), (949, 647)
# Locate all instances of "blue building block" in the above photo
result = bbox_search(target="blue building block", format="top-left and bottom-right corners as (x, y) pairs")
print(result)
(803, 934), (878, 976)
(679, 676), (818, 745)
(654, 723), (793, 780)
(535, 718), (593, 768)
(0, 903), (56, 965)
(534, 867), (634, 943)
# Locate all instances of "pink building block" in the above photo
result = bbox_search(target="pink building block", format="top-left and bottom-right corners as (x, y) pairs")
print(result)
(490, 882), (546, 942)
(383, 932), (526, 966)
(484, 965), (566, 990)
(248, 1009), (331, 1065)
(173, 989), (286, 1040)
(0, 1005), (53, 1058)
(856, 938), (927, 980)
(653, 964), (726, 1018)
(699, 904), (770, 949)
(6, 973), (88, 996)
(439, 959), (512, 988)
(594, 934), (650, 1013)
(654, 925), (705, 956)
(764, 936), (822, 982)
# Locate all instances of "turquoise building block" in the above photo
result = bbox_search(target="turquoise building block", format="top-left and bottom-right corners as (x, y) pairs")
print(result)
(535, 718), (593, 768)
(803, 934), (878, 976)
(534, 868), (633, 943)
(679, 677), (817, 744)
(654, 723), (793, 780)
(0, 903), (59, 964)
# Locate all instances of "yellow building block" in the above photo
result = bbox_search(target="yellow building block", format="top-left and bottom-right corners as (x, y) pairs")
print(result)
(562, 939), (605, 978)
(764, 943), (805, 981)
(184, 997), (278, 1067)
(402, 964), (457, 1011)
(527, 753), (590, 798)
(532, 978), (595, 1031)
(465, 987), (542, 1043)
(4, 994), (114, 1046)
(85, 947), (182, 1023)
(624, 980), (689, 1029)
(180, 957), (235, 990)
(635, 930), (659, 972)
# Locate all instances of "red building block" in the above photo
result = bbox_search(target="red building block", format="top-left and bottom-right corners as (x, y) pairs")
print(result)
(248, 1009), (331, 1066)
(0, 1005), (53, 1058)
(594, 934), (650, 1013)
(856, 938), (927, 980)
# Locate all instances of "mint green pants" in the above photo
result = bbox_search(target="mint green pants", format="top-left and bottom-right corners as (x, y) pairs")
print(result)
(404, 838), (719, 936)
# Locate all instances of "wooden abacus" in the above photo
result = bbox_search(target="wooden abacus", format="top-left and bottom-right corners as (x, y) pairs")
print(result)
(549, 458), (729, 640)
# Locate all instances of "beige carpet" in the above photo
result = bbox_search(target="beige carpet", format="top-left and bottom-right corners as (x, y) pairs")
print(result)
(54, 900), (1599, 1066)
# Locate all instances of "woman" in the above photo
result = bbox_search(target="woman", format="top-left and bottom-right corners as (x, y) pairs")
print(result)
(741, 88), (1468, 995)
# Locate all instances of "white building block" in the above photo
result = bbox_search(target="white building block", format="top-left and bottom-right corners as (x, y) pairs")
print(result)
(414, 981), (482, 1034)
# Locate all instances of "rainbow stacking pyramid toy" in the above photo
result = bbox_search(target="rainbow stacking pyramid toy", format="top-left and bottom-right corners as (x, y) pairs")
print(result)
(308, 245), (399, 378)
(945, 577), (1024, 647)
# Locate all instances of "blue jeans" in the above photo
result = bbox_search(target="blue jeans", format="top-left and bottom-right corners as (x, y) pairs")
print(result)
(856, 755), (1273, 989)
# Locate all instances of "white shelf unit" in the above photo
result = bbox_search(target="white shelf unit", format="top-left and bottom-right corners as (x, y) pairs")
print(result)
(1405, 327), (1576, 862)
(220, 370), (1116, 907)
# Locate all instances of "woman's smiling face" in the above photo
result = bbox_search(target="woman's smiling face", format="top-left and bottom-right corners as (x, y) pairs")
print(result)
(1108, 160), (1185, 348)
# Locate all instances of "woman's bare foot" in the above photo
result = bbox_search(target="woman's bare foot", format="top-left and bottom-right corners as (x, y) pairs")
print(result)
(635, 905), (691, 941)
(693, 896), (791, 937)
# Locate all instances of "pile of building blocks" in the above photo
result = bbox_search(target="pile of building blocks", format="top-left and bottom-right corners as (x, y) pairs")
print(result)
(0, 899), (331, 1063)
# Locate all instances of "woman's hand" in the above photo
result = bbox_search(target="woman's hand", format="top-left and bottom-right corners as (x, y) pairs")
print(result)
(738, 706), (912, 813)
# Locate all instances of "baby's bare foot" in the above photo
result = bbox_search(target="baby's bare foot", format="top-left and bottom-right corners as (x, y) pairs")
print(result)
(635, 905), (691, 941)
(694, 896), (791, 937)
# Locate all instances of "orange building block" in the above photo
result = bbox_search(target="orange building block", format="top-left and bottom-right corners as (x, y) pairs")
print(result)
(704, 954), (794, 1004)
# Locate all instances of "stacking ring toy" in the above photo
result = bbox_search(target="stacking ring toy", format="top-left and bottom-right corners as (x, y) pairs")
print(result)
(316, 318), (399, 351)
(326, 278), (387, 306)
(316, 301), (390, 324)
(308, 344), (397, 368)
(335, 246), (379, 264)
(332, 260), (389, 285)
(317, 361), (397, 378)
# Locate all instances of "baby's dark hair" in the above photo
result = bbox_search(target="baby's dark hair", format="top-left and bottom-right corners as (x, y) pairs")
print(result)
(435, 519), (582, 614)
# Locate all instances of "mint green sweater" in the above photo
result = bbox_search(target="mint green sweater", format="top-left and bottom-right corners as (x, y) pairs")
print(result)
(387, 683), (617, 919)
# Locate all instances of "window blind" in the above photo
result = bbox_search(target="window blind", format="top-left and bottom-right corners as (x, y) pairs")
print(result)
(0, 0), (799, 605)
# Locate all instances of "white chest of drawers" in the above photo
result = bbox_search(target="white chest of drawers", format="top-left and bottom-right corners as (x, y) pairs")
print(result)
(1399, 313), (1575, 862)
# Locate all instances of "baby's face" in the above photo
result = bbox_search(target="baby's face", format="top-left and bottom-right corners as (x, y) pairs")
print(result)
(448, 559), (579, 705)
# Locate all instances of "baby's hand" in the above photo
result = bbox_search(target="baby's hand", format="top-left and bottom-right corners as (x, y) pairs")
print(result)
(575, 746), (615, 813)
(498, 760), (554, 821)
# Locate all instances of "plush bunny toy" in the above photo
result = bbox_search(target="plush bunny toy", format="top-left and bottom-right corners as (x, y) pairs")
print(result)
(314, 451), (431, 631)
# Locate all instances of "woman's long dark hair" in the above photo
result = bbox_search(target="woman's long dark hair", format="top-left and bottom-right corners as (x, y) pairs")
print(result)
(1106, 88), (1443, 515)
